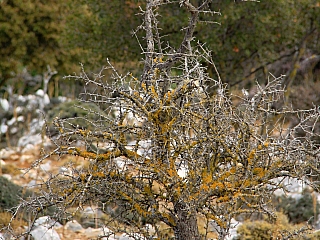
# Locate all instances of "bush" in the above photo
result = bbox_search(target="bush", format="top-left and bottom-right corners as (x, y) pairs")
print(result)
(0, 176), (31, 211)
(274, 188), (319, 224)
(236, 212), (306, 240)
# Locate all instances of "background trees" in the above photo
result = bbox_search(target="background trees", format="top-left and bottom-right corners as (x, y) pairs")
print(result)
(0, 0), (84, 97)
(66, 0), (320, 88)
(1, 0), (319, 98)
(6, 1), (320, 239)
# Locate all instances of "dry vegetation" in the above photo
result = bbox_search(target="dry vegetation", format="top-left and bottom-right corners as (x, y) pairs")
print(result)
(3, 1), (320, 239)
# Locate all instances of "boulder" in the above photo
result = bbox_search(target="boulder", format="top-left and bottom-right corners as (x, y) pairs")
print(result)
(30, 225), (60, 240)
(64, 220), (83, 233)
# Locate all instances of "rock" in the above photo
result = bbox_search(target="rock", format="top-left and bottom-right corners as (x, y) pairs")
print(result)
(59, 166), (72, 175)
(7, 117), (16, 126)
(0, 122), (8, 134)
(177, 164), (188, 178)
(145, 224), (156, 236)
(80, 207), (105, 228)
(119, 233), (145, 240)
(36, 89), (45, 97)
(10, 127), (18, 134)
(0, 148), (16, 159)
(225, 218), (242, 240)
(18, 134), (42, 148)
(0, 98), (9, 112)
(34, 216), (62, 228)
(17, 115), (24, 122)
(64, 220), (83, 233)
(83, 206), (96, 215)
(27, 180), (37, 188)
(20, 154), (34, 163)
(84, 227), (102, 238)
(2, 174), (12, 181)
(0, 232), (13, 240)
(21, 143), (38, 153)
(30, 225), (60, 240)
(40, 161), (52, 172)
(273, 177), (305, 196)
(83, 227), (115, 239)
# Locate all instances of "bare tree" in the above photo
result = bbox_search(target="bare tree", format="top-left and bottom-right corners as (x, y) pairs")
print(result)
(7, 1), (320, 239)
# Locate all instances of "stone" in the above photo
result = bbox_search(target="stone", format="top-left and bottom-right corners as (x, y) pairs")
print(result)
(144, 224), (156, 236)
(0, 148), (16, 159)
(0, 98), (9, 112)
(40, 161), (52, 172)
(8, 154), (20, 161)
(30, 225), (60, 240)
(0, 122), (7, 134)
(34, 216), (61, 228)
(119, 233), (145, 240)
(225, 218), (242, 240)
(64, 220), (83, 233)
(83, 227), (115, 239)
(20, 154), (34, 162)
(18, 134), (42, 148)
(2, 174), (12, 181)
(27, 180), (37, 188)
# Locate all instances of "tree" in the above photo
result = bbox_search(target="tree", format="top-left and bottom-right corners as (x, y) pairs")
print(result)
(0, 0), (82, 93)
(66, 0), (320, 88)
(6, 1), (320, 239)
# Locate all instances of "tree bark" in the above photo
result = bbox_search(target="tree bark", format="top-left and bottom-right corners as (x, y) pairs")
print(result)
(174, 201), (200, 240)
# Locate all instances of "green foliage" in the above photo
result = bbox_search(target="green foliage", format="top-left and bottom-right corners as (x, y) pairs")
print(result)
(47, 100), (110, 132)
(64, 0), (144, 69)
(0, 0), (82, 89)
(67, 0), (320, 87)
(274, 189), (319, 224)
(0, 176), (31, 211)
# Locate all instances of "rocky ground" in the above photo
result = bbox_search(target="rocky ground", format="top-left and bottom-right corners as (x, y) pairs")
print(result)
(1, 91), (320, 240)
(0, 143), (161, 240)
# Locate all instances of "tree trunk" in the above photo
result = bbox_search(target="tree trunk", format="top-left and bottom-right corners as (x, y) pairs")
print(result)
(174, 201), (200, 240)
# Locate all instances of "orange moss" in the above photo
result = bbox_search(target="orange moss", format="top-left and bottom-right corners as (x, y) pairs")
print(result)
(210, 181), (224, 190)
(206, 213), (226, 228)
(216, 196), (230, 203)
(93, 171), (105, 178)
(134, 203), (150, 217)
(71, 148), (122, 162)
(247, 149), (256, 165)
(161, 212), (176, 226)
(167, 168), (177, 177)
(92, 165), (98, 171)
(144, 185), (152, 195)
(252, 167), (266, 178)
(80, 173), (86, 182)
(202, 170), (212, 184)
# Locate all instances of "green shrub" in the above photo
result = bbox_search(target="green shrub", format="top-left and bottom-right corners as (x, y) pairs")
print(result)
(47, 100), (110, 128)
(274, 188), (319, 224)
(0, 176), (31, 211)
